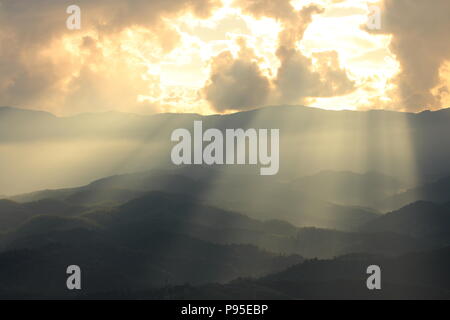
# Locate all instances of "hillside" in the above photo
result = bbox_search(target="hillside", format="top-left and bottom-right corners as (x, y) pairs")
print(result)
(3, 105), (450, 196)
(10, 168), (380, 231)
(0, 198), (87, 232)
(146, 247), (450, 300)
(362, 201), (450, 242)
(384, 176), (450, 210)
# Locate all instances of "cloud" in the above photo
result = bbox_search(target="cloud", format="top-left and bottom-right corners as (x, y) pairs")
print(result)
(275, 49), (354, 103)
(368, 0), (450, 111)
(0, 0), (220, 114)
(274, 47), (320, 103)
(203, 47), (271, 112)
(0, 0), (220, 41)
(203, 2), (354, 111)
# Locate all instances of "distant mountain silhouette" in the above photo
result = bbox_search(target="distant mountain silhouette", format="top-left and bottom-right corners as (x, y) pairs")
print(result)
(10, 168), (380, 231)
(0, 192), (435, 259)
(0, 182), (447, 298)
(0, 198), (87, 232)
(10, 170), (199, 204)
(0, 223), (303, 298)
(2, 105), (450, 299)
(0, 190), (444, 299)
(362, 201), (450, 243)
(0, 200), (33, 233)
(292, 170), (403, 209)
(384, 176), (450, 210)
(4, 105), (450, 196)
(148, 247), (450, 300)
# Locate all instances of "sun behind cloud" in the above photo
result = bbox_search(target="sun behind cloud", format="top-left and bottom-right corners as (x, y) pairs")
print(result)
(0, 0), (448, 115)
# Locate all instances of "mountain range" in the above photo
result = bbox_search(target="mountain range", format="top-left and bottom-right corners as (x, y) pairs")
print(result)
(3, 105), (450, 196)
(0, 166), (449, 298)
(1, 105), (450, 299)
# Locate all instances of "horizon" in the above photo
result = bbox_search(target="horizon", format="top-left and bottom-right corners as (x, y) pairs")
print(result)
(2, 103), (450, 119)
(2, 101), (450, 196)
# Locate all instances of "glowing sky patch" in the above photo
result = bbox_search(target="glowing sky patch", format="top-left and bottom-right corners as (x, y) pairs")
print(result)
(129, 0), (400, 113)
(0, 0), (448, 115)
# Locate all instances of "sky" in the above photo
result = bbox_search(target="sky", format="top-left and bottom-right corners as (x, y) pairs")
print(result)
(0, 0), (449, 116)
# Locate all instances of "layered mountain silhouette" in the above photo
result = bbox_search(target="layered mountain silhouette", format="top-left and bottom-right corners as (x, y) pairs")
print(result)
(384, 176), (450, 210)
(0, 199), (86, 232)
(1, 190), (432, 258)
(0, 185), (448, 298)
(3, 105), (450, 196)
(362, 201), (450, 243)
(0, 193), (307, 298)
(10, 168), (381, 231)
(152, 247), (450, 300)
(0, 192), (442, 298)
(1, 105), (450, 299)
(291, 170), (403, 208)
